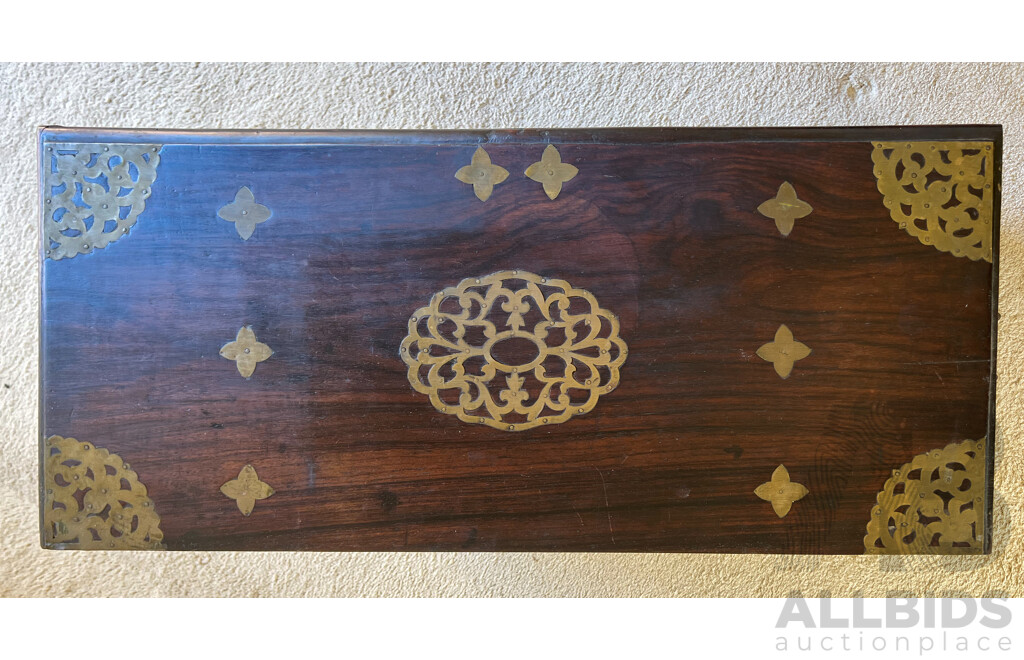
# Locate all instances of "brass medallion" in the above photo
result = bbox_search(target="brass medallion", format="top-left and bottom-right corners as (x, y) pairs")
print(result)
(220, 326), (273, 378)
(756, 324), (811, 379)
(400, 270), (628, 432)
(757, 182), (812, 237)
(754, 465), (808, 518)
(871, 141), (994, 262)
(525, 145), (578, 200)
(864, 439), (986, 554)
(42, 435), (164, 549)
(220, 465), (276, 516)
(218, 186), (272, 240)
(454, 147), (509, 201)
(43, 143), (162, 260)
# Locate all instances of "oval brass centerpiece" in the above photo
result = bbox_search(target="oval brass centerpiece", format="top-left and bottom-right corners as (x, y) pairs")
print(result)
(400, 270), (628, 431)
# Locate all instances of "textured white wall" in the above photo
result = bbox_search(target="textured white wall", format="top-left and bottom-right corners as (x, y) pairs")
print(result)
(1, 62), (1021, 596)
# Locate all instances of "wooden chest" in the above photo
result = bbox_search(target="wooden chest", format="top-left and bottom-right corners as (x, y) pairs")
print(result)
(39, 126), (999, 553)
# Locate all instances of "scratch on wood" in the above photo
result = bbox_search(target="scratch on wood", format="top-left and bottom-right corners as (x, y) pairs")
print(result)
(594, 466), (615, 544)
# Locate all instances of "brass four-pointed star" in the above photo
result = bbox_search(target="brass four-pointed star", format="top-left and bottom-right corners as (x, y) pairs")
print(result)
(220, 326), (273, 378)
(756, 324), (811, 379)
(455, 147), (509, 201)
(754, 465), (808, 518)
(217, 186), (272, 240)
(525, 145), (578, 200)
(757, 181), (812, 236)
(220, 465), (275, 516)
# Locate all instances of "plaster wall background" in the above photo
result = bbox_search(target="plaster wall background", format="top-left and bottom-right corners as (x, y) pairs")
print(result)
(1, 62), (1020, 596)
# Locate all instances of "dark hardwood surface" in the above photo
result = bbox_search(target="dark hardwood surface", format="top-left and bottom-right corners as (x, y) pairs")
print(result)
(40, 127), (998, 552)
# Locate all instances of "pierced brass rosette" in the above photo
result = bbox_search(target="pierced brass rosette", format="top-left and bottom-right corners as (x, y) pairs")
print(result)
(864, 439), (985, 555)
(43, 143), (162, 260)
(400, 270), (628, 431)
(43, 435), (164, 550)
(871, 141), (993, 262)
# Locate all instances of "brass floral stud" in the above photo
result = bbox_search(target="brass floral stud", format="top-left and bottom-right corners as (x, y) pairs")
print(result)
(756, 324), (811, 379)
(754, 465), (808, 518)
(218, 186), (272, 240)
(454, 147), (509, 201)
(220, 465), (275, 516)
(220, 326), (273, 378)
(757, 182), (812, 237)
(525, 145), (578, 200)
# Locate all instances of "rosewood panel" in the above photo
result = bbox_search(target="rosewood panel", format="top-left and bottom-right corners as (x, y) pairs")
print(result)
(39, 127), (999, 553)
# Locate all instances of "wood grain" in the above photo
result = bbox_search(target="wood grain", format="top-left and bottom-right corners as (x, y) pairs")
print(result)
(39, 127), (999, 552)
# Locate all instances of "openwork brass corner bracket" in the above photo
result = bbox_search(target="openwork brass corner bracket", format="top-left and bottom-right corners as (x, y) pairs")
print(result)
(43, 143), (162, 261)
(400, 270), (627, 432)
(42, 435), (164, 549)
(755, 464), (808, 518)
(864, 438), (986, 555)
(871, 141), (994, 262)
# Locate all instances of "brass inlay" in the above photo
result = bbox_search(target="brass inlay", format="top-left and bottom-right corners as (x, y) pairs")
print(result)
(756, 324), (811, 379)
(220, 326), (273, 378)
(871, 141), (994, 262)
(865, 439), (986, 555)
(217, 186), (272, 240)
(754, 464), (808, 518)
(757, 181), (812, 237)
(454, 147), (509, 201)
(525, 145), (578, 200)
(400, 270), (627, 432)
(220, 465), (275, 516)
(42, 435), (164, 549)
(43, 143), (162, 260)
